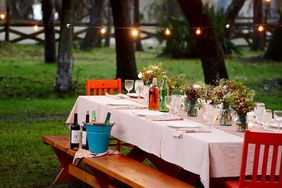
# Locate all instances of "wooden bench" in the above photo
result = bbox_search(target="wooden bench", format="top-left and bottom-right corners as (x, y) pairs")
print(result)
(42, 135), (194, 188)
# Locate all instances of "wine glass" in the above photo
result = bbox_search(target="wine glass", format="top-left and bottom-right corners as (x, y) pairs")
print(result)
(124, 80), (134, 94)
(134, 80), (144, 98)
(205, 104), (219, 130)
(254, 102), (266, 126)
(273, 110), (282, 132)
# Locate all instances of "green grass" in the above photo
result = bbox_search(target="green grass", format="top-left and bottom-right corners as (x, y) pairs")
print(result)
(0, 43), (281, 187)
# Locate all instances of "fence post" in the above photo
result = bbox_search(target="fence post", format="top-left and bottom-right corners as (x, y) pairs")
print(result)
(5, 5), (10, 42)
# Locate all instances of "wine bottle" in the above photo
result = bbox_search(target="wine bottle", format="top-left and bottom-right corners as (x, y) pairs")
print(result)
(159, 76), (169, 112)
(70, 113), (80, 149)
(82, 111), (89, 150)
(149, 78), (159, 111)
(104, 112), (111, 126)
(91, 110), (96, 124)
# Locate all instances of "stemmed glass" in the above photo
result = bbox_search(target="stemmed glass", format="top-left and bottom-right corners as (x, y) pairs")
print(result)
(124, 80), (134, 94)
(273, 110), (282, 132)
(134, 80), (144, 98)
(254, 102), (266, 126)
(205, 104), (219, 130)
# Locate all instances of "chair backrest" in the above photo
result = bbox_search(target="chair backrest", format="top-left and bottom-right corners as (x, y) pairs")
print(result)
(239, 130), (282, 188)
(86, 79), (122, 95)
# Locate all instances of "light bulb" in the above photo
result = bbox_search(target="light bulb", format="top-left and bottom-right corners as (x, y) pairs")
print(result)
(100, 27), (106, 35)
(195, 28), (201, 35)
(258, 25), (264, 32)
(0, 13), (5, 20)
(164, 28), (171, 36)
(33, 24), (39, 31)
(131, 28), (139, 37)
(225, 24), (230, 29)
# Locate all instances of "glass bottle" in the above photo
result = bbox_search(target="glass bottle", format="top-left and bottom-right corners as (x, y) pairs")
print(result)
(159, 76), (169, 112)
(70, 113), (80, 149)
(91, 110), (96, 124)
(82, 111), (89, 150)
(104, 112), (111, 126)
(149, 78), (159, 111)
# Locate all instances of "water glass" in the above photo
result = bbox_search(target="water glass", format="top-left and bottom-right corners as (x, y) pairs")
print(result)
(254, 102), (266, 126)
(141, 85), (150, 105)
(134, 80), (144, 98)
(205, 104), (219, 130)
(125, 80), (134, 94)
(169, 95), (183, 114)
(273, 110), (282, 132)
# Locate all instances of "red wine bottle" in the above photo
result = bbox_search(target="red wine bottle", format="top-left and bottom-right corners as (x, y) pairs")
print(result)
(82, 111), (89, 150)
(70, 113), (80, 149)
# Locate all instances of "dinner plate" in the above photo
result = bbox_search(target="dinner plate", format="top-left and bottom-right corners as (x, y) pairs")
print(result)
(165, 120), (202, 128)
(127, 93), (141, 98)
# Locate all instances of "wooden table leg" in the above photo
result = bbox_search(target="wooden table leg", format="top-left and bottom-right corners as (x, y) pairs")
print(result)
(52, 147), (74, 183)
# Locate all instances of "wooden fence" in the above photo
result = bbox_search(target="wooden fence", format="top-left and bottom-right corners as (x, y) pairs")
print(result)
(0, 17), (279, 47)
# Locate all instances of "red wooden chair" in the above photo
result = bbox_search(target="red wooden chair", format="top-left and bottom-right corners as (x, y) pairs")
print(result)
(86, 78), (126, 151)
(86, 79), (122, 96)
(225, 130), (282, 188)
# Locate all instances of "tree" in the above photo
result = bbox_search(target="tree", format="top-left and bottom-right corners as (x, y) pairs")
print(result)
(225, 0), (246, 25)
(110, 0), (138, 81)
(264, 13), (282, 61)
(252, 0), (264, 51)
(80, 0), (105, 51)
(133, 0), (144, 51)
(177, 0), (228, 84)
(42, 0), (56, 63)
(55, 0), (77, 92)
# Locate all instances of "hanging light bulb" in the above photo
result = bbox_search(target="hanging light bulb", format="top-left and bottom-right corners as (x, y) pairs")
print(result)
(258, 25), (264, 32)
(265, 0), (271, 3)
(195, 27), (202, 35)
(33, 24), (39, 31)
(225, 24), (230, 29)
(131, 28), (139, 38)
(164, 28), (171, 36)
(0, 13), (5, 20)
(100, 27), (106, 35)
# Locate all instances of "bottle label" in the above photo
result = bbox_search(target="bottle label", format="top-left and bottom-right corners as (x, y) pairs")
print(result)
(71, 130), (80, 144)
(82, 131), (87, 145)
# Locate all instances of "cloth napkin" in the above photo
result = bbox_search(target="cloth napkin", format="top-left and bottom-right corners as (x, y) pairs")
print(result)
(173, 127), (211, 138)
(72, 148), (120, 165)
(146, 114), (184, 121)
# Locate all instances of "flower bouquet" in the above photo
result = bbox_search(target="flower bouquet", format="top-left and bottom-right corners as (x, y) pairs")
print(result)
(138, 63), (167, 86)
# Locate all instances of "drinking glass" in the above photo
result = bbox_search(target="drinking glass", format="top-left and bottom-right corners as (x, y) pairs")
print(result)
(134, 80), (144, 98)
(261, 109), (273, 131)
(273, 110), (282, 132)
(254, 102), (266, 126)
(141, 85), (150, 105)
(169, 95), (183, 114)
(124, 80), (134, 94)
(205, 104), (219, 130)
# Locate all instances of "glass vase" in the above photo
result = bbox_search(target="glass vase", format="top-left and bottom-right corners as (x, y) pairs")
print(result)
(219, 102), (232, 126)
(236, 113), (248, 132)
(187, 99), (197, 117)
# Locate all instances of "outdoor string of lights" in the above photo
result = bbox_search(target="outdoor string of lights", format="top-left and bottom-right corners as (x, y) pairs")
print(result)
(0, 0), (279, 38)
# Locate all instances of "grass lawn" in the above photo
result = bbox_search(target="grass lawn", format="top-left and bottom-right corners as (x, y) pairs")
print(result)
(0, 43), (281, 187)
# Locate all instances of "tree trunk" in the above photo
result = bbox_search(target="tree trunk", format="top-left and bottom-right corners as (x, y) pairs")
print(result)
(133, 0), (144, 52)
(225, 0), (246, 25)
(177, 0), (228, 84)
(252, 0), (264, 51)
(104, 0), (112, 47)
(80, 0), (105, 51)
(55, 0), (76, 92)
(264, 13), (282, 61)
(42, 0), (56, 63)
(110, 0), (138, 81)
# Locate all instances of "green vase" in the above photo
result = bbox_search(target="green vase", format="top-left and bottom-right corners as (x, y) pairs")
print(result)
(187, 99), (197, 117)
(236, 113), (248, 132)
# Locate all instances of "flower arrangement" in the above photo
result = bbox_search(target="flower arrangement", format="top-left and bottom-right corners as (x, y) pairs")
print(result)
(167, 74), (186, 94)
(227, 86), (256, 115)
(185, 82), (205, 101)
(138, 63), (167, 85)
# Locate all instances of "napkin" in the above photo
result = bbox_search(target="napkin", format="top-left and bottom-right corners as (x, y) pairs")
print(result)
(146, 114), (184, 121)
(72, 149), (120, 165)
(173, 128), (211, 138)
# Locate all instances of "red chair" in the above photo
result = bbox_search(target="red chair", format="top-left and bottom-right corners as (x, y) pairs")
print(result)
(225, 130), (282, 188)
(86, 78), (125, 151)
(86, 79), (122, 96)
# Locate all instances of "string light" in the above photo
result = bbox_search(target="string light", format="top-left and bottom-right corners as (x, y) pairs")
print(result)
(164, 28), (171, 36)
(131, 28), (139, 38)
(225, 24), (230, 29)
(0, 13), (5, 20)
(100, 27), (106, 35)
(33, 24), (39, 31)
(265, 0), (271, 2)
(195, 28), (202, 35)
(258, 25), (264, 32)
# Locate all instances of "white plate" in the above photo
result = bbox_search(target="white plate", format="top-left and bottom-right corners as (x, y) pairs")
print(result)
(165, 120), (202, 128)
(127, 93), (140, 98)
(133, 110), (167, 117)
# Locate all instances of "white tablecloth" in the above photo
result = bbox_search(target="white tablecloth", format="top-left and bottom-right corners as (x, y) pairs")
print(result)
(66, 96), (246, 188)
